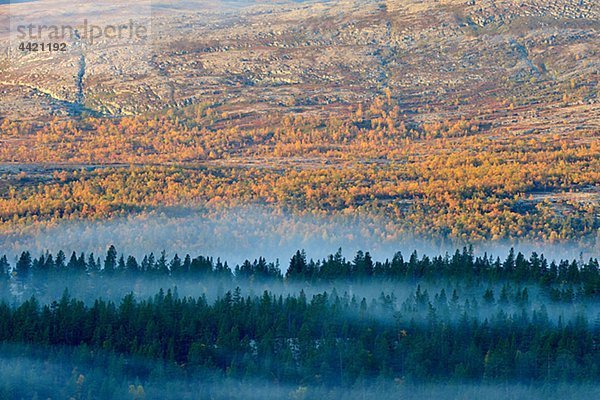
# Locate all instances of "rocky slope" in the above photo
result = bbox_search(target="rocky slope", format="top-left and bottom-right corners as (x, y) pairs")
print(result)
(0, 0), (597, 125)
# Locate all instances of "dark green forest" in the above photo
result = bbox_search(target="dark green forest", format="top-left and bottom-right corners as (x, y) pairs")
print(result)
(0, 247), (599, 399)
(3, 246), (600, 292)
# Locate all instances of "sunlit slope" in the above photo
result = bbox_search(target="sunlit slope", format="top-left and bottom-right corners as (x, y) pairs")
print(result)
(0, 0), (597, 245)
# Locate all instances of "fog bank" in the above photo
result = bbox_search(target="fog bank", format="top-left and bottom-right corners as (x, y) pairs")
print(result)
(0, 207), (596, 266)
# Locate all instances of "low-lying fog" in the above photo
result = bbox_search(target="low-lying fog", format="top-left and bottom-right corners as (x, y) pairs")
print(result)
(1, 207), (597, 324)
(4, 274), (599, 327)
(0, 206), (596, 266)
(1, 343), (598, 400)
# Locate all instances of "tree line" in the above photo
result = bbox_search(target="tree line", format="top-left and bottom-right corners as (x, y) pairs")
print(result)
(2, 247), (599, 299)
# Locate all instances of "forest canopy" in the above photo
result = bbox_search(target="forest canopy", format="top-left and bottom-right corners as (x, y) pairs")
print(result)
(0, 246), (599, 399)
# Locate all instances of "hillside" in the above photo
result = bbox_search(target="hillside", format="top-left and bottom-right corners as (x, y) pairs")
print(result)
(0, 0), (598, 245)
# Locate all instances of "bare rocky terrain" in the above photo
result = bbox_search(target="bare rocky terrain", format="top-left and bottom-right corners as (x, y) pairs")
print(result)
(0, 0), (597, 129)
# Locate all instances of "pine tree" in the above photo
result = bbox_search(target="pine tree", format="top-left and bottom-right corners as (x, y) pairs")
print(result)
(0, 255), (9, 277)
(104, 245), (118, 274)
(55, 250), (66, 272)
(286, 250), (307, 280)
(16, 251), (32, 277)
